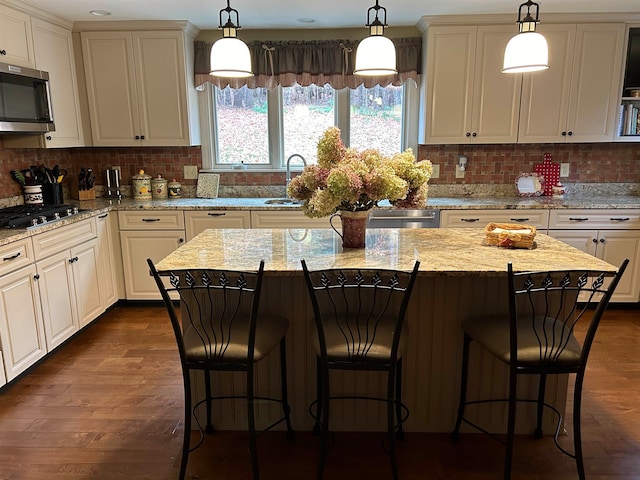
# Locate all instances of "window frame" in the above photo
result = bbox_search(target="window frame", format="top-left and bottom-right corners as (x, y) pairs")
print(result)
(198, 81), (419, 172)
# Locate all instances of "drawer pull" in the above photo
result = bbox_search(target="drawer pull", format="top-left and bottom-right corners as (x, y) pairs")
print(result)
(569, 217), (589, 222)
(207, 212), (226, 217)
(510, 218), (530, 222)
(460, 218), (480, 223)
(610, 217), (630, 222)
(142, 218), (161, 222)
(98, 213), (108, 219)
(3, 252), (21, 261)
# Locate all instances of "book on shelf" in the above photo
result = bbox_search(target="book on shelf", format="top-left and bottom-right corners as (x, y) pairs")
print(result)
(621, 103), (640, 135)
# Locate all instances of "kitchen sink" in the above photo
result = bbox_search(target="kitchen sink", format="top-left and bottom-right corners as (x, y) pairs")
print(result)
(264, 198), (301, 205)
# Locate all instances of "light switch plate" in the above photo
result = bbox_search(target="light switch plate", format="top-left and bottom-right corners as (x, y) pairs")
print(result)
(184, 165), (198, 179)
(431, 164), (440, 179)
(560, 163), (570, 177)
(455, 165), (465, 179)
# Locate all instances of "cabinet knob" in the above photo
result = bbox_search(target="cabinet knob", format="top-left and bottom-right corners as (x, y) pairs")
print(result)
(592, 238), (598, 243)
(46, 135), (52, 140)
(34, 274), (40, 280)
(0, 50), (6, 56)
(465, 132), (471, 137)
(140, 135), (145, 140)
(562, 131), (567, 136)
(567, 131), (573, 136)
(179, 238), (184, 243)
(599, 238), (605, 243)
(472, 132), (477, 137)
(135, 135), (140, 140)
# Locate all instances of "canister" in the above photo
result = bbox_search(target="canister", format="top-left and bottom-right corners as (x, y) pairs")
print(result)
(24, 185), (43, 205)
(151, 174), (168, 200)
(168, 179), (182, 198)
(132, 170), (152, 200)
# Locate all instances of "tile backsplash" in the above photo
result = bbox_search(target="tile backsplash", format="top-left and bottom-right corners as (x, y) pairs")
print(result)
(0, 140), (638, 200)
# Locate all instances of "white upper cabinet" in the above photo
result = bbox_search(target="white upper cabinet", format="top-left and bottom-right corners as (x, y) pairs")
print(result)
(519, 23), (625, 143)
(423, 25), (522, 144)
(0, 4), (34, 67)
(81, 27), (200, 147)
(30, 18), (85, 148)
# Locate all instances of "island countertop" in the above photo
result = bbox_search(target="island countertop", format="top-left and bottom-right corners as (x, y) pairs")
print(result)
(154, 227), (617, 276)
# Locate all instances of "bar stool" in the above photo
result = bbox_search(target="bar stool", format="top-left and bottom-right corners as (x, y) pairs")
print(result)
(451, 260), (629, 480)
(301, 259), (420, 480)
(147, 259), (293, 480)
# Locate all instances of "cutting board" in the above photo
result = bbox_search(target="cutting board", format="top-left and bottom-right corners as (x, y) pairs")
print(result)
(534, 153), (559, 196)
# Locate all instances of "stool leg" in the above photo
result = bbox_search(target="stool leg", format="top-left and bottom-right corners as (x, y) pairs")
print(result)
(179, 369), (192, 480)
(504, 367), (518, 480)
(452, 334), (472, 440)
(247, 364), (259, 480)
(395, 360), (404, 439)
(204, 370), (214, 434)
(387, 364), (399, 480)
(317, 362), (330, 480)
(279, 338), (294, 437)
(573, 372), (586, 480)
(313, 357), (323, 435)
(535, 374), (547, 438)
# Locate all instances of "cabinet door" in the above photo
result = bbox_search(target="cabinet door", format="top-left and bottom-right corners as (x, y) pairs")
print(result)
(596, 231), (640, 302)
(120, 230), (185, 300)
(547, 230), (598, 256)
(132, 31), (191, 146)
(81, 31), (140, 146)
(0, 265), (46, 381)
(37, 250), (78, 350)
(96, 213), (119, 308)
(31, 19), (84, 148)
(0, 5), (34, 67)
(185, 211), (251, 240)
(565, 24), (625, 142)
(424, 26), (476, 144)
(71, 239), (103, 328)
(518, 24), (576, 143)
(470, 26), (522, 143)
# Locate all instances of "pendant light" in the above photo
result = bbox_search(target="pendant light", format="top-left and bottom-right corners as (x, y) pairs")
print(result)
(354, 0), (397, 76)
(210, 0), (253, 78)
(502, 0), (549, 73)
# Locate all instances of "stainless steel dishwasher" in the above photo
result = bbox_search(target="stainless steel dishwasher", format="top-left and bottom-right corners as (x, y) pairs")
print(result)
(368, 209), (440, 228)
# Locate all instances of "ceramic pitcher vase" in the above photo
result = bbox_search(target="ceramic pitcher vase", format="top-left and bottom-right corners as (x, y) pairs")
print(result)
(330, 210), (370, 248)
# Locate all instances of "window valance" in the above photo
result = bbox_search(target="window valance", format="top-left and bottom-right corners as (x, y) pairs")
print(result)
(194, 37), (421, 90)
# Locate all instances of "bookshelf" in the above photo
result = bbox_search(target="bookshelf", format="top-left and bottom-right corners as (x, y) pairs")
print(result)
(616, 26), (640, 141)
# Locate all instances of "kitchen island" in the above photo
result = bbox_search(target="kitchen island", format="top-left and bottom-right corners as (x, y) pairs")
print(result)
(154, 227), (616, 433)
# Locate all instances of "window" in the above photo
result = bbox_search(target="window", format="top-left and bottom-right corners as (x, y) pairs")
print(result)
(202, 81), (417, 170)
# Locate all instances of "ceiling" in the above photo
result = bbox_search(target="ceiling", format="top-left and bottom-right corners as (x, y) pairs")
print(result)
(19, 0), (640, 30)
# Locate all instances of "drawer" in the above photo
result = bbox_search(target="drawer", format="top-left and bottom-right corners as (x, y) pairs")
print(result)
(440, 209), (549, 228)
(250, 211), (329, 229)
(549, 209), (640, 230)
(0, 238), (35, 277)
(118, 210), (185, 230)
(32, 218), (97, 260)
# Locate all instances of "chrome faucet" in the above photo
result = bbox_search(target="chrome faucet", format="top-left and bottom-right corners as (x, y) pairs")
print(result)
(285, 153), (307, 196)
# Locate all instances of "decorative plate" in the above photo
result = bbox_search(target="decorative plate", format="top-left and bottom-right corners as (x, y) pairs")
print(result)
(515, 173), (544, 197)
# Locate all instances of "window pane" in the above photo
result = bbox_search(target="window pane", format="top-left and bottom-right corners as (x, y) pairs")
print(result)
(283, 83), (334, 164)
(350, 85), (403, 156)
(215, 86), (269, 165)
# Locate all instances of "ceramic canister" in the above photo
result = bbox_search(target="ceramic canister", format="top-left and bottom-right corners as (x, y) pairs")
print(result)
(151, 175), (168, 200)
(168, 179), (182, 198)
(24, 185), (44, 205)
(132, 170), (152, 200)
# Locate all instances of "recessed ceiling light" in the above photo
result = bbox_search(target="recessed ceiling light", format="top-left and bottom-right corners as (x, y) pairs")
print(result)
(89, 9), (111, 16)
(297, 18), (316, 24)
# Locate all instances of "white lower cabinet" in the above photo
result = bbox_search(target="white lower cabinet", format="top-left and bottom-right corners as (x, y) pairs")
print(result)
(185, 210), (251, 240)
(548, 209), (640, 302)
(440, 209), (549, 231)
(96, 212), (121, 308)
(0, 264), (46, 381)
(250, 210), (330, 229)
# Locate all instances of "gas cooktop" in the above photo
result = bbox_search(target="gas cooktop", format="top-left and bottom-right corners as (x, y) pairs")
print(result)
(0, 204), (82, 229)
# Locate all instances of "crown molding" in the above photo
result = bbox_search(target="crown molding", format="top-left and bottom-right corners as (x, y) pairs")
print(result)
(72, 20), (200, 37)
(0, 0), (73, 29)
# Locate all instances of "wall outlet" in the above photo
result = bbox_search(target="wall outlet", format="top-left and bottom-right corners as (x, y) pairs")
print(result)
(431, 164), (440, 179)
(560, 163), (570, 178)
(455, 165), (465, 179)
(184, 165), (198, 180)
(111, 165), (121, 174)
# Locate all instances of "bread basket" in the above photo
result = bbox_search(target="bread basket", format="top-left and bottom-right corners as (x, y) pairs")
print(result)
(485, 223), (536, 249)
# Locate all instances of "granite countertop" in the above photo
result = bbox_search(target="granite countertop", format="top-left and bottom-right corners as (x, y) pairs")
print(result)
(154, 228), (617, 277)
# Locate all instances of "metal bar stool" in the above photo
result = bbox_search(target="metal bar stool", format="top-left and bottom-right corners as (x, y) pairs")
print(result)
(148, 258), (294, 480)
(451, 259), (629, 479)
(302, 259), (420, 480)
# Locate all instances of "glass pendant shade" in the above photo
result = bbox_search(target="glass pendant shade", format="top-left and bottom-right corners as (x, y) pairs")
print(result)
(354, 35), (397, 76)
(502, 31), (549, 73)
(210, 37), (253, 78)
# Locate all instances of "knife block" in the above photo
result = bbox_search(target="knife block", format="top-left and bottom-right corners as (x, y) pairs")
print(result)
(70, 178), (95, 201)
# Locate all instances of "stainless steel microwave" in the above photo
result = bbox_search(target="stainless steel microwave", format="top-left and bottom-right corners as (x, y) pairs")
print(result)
(0, 62), (55, 134)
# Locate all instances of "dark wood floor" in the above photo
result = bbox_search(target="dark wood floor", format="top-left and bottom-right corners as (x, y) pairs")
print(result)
(0, 305), (638, 479)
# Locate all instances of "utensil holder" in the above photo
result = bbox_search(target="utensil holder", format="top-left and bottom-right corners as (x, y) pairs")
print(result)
(43, 183), (64, 205)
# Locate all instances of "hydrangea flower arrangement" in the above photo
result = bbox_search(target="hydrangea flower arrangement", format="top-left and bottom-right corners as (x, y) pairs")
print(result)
(287, 127), (433, 218)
